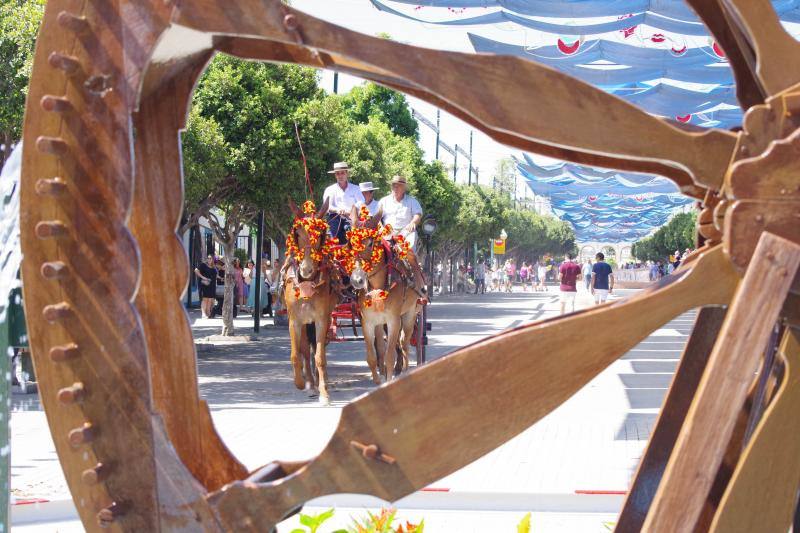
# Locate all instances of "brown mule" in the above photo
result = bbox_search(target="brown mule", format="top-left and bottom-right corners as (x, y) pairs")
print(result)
(283, 199), (340, 404)
(347, 209), (422, 382)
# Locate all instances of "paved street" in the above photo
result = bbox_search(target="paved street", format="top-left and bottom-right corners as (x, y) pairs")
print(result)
(11, 283), (697, 532)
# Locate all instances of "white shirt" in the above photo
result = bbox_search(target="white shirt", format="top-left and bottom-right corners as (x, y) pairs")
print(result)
(357, 199), (380, 216)
(379, 193), (422, 231)
(323, 181), (364, 215)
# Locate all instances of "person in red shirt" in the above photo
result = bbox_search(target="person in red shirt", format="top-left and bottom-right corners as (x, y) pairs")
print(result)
(558, 252), (582, 315)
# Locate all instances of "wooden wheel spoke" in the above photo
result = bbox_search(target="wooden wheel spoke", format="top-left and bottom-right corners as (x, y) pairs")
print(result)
(643, 232), (800, 531)
(172, 3), (738, 191)
(206, 246), (740, 527)
(216, 38), (708, 199)
(684, 0), (766, 108)
(710, 327), (800, 532)
(716, 0), (800, 96)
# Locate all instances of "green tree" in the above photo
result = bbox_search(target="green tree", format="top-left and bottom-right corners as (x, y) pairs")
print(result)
(0, 0), (45, 169)
(491, 157), (516, 200)
(183, 55), (331, 335)
(632, 211), (697, 262)
(340, 82), (419, 140)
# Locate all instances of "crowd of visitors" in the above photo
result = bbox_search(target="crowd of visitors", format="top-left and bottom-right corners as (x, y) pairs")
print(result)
(194, 254), (279, 319)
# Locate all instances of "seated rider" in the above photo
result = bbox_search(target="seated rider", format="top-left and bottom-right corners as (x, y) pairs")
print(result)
(378, 175), (426, 294)
(323, 161), (364, 245)
(355, 181), (381, 215)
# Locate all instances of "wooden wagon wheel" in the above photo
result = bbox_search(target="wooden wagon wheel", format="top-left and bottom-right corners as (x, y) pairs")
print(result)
(19, 1), (800, 531)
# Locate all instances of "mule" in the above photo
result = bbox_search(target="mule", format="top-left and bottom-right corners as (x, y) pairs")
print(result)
(346, 208), (422, 382)
(283, 198), (340, 404)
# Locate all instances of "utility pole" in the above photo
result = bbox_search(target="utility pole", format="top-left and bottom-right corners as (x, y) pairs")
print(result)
(333, 72), (339, 94)
(435, 109), (440, 160)
(468, 130), (473, 185)
(453, 144), (458, 181)
(514, 172), (518, 209)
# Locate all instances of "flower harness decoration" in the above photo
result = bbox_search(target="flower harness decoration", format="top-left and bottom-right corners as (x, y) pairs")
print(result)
(284, 200), (338, 300)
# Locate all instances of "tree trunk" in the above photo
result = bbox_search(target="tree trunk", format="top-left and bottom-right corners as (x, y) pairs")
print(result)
(221, 239), (237, 336)
(0, 132), (12, 172)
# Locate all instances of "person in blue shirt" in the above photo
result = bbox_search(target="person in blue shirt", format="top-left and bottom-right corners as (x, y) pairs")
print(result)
(590, 252), (614, 304)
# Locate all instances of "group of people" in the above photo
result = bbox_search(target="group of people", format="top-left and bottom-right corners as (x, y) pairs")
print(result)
(557, 252), (614, 314)
(454, 258), (554, 294)
(324, 161), (423, 252)
(194, 254), (280, 319)
(648, 248), (692, 280)
(194, 160), (427, 318)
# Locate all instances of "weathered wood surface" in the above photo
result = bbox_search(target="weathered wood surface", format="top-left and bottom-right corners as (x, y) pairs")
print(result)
(615, 306), (727, 532)
(718, 0), (800, 95)
(173, 2), (739, 192)
(17, 0), (800, 530)
(216, 37), (709, 199)
(131, 58), (248, 490)
(20, 0), (162, 529)
(684, 0), (766, 108)
(711, 327), (800, 533)
(643, 232), (800, 531)
(207, 247), (739, 529)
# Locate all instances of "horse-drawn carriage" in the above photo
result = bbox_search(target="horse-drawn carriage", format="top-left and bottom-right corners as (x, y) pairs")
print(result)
(17, 1), (800, 531)
(283, 201), (429, 403)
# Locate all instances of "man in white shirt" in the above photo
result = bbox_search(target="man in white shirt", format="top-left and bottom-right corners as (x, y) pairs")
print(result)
(379, 175), (426, 294)
(322, 161), (364, 244)
(355, 181), (380, 216)
(378, 175), (423, 250)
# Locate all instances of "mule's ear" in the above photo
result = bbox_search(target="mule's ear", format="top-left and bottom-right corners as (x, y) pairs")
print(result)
(368, 207), (383, 229)
(288, 198), (302, 218)
(316, 197), (330, 218)
(349, 205), (359, 226)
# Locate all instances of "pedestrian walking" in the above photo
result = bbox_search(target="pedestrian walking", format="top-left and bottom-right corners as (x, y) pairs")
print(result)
(582, 259), (593, 291)
(519, 262), (529, 291)
(474, 258), (486, 294)
(537, 261), (547, 292)
(263, 260), (274, 317)
(504, 260), (515, 292)
(243, 259), (254, 311)
(232, 258), (245, 311)
(194, 254), (217, 319)
(558, 253), (582, 314)
(591, 252), (614, 305)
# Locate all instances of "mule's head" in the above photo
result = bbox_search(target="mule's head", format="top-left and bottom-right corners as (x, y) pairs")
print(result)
(350, 259), (368, 291)
(346, 207), (383, 291)
(288, 198), (330, 280)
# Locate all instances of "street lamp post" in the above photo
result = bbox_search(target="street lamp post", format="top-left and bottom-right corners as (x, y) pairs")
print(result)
(421, 216), (437, 300)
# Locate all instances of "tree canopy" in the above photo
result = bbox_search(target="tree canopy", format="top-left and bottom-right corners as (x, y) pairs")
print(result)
(0, 0), (44, 168)
(631, 211), (697, 262)
(340, 82), (419, 140)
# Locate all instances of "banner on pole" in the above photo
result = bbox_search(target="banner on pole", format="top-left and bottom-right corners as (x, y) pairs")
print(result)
(493, 239), (506, 255)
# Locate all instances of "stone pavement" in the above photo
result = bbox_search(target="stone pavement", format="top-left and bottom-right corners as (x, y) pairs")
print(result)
(11, 282), (697, 532)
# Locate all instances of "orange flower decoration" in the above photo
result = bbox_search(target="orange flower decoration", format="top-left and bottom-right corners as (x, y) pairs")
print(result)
(285, 201), (334, 264)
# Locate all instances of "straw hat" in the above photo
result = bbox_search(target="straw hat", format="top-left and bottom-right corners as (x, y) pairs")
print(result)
(359, 181), (379, 192)
(327, 161), (350, 174)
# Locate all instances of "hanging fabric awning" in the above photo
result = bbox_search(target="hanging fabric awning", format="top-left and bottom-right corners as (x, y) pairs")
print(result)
(374, 0), (800, 22)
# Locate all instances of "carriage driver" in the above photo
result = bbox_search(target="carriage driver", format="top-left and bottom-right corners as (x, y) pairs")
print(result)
(323, 161), (365, 244)
(379, 175), (426, 293)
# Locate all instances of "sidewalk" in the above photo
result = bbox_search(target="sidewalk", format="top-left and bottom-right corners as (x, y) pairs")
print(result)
(11, 283), (694, 532)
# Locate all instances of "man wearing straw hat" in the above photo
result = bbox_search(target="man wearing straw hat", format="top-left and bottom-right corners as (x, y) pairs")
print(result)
(322, 161), (364, 244)
(379, 175), (426, 293)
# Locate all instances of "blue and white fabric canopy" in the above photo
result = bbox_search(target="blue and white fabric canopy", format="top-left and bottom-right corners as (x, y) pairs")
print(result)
(371, 0), (796, 241)
(515, 156), (693, 241)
